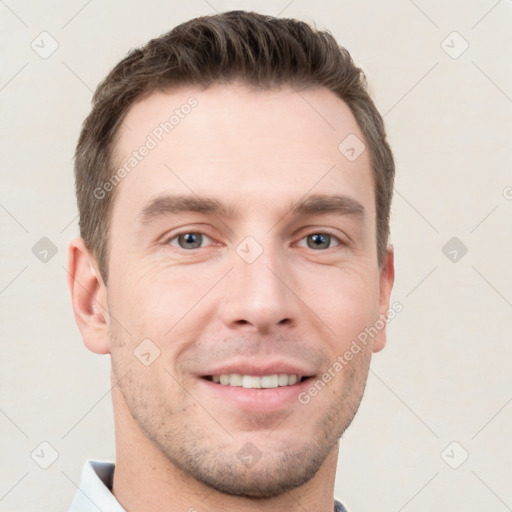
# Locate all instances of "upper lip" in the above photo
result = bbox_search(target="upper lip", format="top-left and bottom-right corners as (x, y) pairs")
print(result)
(200, 359), (317, 380)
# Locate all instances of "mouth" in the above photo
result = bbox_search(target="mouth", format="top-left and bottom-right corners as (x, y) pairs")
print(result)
(197, 361), (318, 413)
(200, 373), (314, 413)
(202, 373), (308, 389)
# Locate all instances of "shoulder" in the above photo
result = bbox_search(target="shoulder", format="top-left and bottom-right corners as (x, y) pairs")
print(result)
(334, 498), (350, 512)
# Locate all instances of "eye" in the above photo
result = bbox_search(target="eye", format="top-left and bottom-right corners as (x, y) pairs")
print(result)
(298, 233), (341, 250)
(168, 232), (213, 250)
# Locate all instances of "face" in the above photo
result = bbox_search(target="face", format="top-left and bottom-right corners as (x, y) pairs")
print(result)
(87, 84), (393, 497)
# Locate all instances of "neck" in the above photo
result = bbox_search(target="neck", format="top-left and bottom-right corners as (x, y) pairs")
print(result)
(110, 385), (339, 512)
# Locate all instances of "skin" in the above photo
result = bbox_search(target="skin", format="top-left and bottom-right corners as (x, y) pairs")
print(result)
(68, 84), (394, 512)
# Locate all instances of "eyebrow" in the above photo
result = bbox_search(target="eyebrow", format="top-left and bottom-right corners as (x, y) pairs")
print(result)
(137, 193), (366, 225)
(138, 195), (235, 224)
(289, 194), (366, 219)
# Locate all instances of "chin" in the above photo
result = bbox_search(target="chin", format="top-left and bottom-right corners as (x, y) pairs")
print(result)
(176, 447), (329, 498)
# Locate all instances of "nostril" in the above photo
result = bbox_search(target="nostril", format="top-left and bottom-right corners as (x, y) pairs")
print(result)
(231, 317), (292, 329)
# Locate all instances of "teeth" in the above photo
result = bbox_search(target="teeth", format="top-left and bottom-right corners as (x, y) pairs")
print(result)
(278, 374), (289, 386)
(229, 374), (243, 386)
(242, 375), (261, 388)
(211, 374), (300, 388)
(260, 375), (278, 388)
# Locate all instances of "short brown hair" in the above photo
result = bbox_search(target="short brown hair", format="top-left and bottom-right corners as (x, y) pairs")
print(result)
(75, 10), (394, 283)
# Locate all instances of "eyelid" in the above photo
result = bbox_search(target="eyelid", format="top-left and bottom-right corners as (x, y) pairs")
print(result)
(166, 231), (217, 248)
(160, 224), (221, 248)
(294, 228), (347, 247)
(295, 233), (342, 249)
(161, 226), (347, 250)
(169, 233), (207, 248)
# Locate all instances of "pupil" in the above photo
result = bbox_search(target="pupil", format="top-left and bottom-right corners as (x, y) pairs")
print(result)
(308, 234), (330, 249)
(180, 233), (202, 249)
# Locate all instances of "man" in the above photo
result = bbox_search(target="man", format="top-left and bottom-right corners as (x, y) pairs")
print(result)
(68, 10), (395, 512)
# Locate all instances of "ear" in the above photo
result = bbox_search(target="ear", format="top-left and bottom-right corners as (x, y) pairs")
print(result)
(372, 244), (395, 353)
(67, 237), (111, 354)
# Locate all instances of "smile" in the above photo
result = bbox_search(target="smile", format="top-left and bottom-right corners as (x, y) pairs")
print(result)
(205, 374), (303, 388)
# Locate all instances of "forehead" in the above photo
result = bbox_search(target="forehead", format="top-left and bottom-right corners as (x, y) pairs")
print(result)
(111, 84), (374, 221)
(117, 84), (365, 159)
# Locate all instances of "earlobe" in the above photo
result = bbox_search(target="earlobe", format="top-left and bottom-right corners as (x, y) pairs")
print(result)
(373, 244), (395, 353)
(67, 238), (111, 354)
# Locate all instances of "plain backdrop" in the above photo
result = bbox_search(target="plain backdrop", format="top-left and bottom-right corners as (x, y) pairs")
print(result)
(1, 1), (511, 511)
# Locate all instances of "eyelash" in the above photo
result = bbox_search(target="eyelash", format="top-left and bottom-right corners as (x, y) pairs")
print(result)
(166, 232), (216, 249)
(296, 232), (343, 250)
(165, 230), (345, 251)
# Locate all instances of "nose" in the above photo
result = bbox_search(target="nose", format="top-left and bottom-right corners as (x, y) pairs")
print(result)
(218, 243), (300, 334)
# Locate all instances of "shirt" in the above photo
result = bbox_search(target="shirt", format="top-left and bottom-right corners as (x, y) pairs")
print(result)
(69, 460), (349, 512)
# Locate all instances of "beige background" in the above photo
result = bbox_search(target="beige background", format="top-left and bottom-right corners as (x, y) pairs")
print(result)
(1, 0), (511, 510)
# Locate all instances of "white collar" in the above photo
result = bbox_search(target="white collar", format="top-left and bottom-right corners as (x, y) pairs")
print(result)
(68, 460), (125, 512)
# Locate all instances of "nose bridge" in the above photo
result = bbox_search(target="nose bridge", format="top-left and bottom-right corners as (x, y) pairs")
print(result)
(241, 244), (283, 299)
(219, 236), (298, 332)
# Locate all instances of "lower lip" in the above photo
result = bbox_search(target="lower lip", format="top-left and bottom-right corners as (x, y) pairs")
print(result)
(199, 378), (313, 413)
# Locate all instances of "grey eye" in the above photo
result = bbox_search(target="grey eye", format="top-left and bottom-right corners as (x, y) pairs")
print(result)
(174, 233), (204, 249)
(306, 233), (336, 250)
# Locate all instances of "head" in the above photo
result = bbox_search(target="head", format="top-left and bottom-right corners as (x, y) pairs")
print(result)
(69, 11), (395, 499)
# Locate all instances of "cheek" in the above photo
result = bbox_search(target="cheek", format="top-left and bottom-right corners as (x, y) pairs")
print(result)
(110, 261), (198, 320)
(297, 262), (381, 338)
(107, 262), (224, 359)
